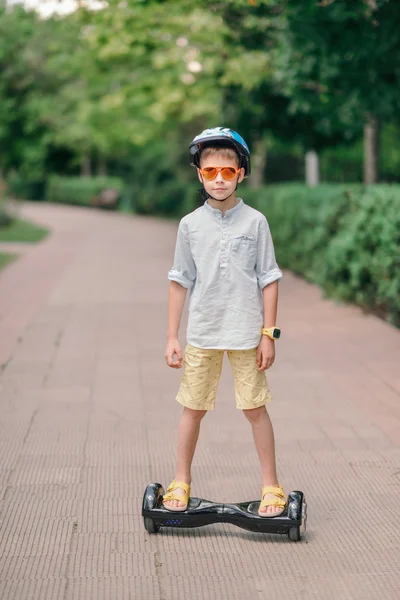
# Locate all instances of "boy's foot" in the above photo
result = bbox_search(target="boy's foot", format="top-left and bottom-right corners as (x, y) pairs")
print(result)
(162, 480), (191, 512)
(258, 484), (286, 517)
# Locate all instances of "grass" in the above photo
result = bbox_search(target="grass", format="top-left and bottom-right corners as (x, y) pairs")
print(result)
(0, 252), (17, 271)
(0, 207), (49, 271)
(0, 218), (49, 243)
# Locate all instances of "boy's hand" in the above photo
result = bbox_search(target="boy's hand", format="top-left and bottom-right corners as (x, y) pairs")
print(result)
(165, 338), (183, 369)
(256, 336), (275, 371)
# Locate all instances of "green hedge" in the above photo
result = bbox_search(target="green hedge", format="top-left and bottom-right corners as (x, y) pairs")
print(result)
(245, 184), (400, 326)
(47, 176), (124, 209)
(122, 178), (200, 218)
(7, 174), (46, 201)
(0, 205), (13, 228)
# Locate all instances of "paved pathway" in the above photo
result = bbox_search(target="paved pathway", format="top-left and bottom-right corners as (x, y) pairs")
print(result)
(0, 202), (400, 600)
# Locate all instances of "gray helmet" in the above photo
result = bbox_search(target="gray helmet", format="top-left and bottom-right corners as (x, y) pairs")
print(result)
(189, 127), (251, 176)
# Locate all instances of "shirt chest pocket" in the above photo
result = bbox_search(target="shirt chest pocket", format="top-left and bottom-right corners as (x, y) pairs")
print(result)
(230, 234), (257, 270)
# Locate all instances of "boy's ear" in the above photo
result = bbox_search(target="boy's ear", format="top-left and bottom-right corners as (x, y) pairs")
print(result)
(238, 167), (245, 183)
(197, 168), (203, 184)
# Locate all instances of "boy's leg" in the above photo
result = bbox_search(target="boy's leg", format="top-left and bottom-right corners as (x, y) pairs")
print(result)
(164, 407), (207, 509)
(227, 348), (282, 515)
(164, 345), (223, 509)
(243, 406), (282, 515)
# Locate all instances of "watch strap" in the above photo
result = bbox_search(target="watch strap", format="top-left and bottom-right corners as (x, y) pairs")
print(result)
(261, 327), (281, 339)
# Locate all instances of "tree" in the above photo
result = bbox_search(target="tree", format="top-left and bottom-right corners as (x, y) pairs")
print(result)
(0, 6), (45, 177)
(279, 0), (400, 183)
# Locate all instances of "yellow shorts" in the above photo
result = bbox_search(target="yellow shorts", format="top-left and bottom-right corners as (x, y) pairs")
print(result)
(176, 344), (272, 411)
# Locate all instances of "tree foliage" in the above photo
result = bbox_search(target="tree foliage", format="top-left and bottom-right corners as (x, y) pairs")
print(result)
(278, 0), (400, 143)
(1, 0), (400, 186)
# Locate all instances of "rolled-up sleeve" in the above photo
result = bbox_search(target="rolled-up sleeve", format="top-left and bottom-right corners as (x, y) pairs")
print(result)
(168, 218), (196, 289)
(256, 218), (283, 289)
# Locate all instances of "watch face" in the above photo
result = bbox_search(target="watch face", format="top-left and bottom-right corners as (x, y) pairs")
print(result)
(273, 328), (281, 339)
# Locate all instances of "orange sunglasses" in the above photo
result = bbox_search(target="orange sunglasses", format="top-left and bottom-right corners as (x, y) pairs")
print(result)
(199, 166), (241, 181)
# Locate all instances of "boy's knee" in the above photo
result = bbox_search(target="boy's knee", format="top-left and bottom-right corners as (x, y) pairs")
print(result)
(183, 407), (208, 421)
(242, 405), (266, 424)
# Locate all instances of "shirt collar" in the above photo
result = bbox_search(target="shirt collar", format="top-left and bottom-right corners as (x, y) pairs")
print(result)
(204, 198), (244, 217)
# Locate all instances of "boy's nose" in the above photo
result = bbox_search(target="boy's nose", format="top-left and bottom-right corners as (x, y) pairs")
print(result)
(215, 170), (224, 183)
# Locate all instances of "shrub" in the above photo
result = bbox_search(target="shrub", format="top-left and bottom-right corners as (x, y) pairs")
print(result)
(123, 179), (200, 218)
(245, 184), (400, 326)
(322, 186), (400, 324)
(7, 173), (46, 201)
(0, 208), (14, 228)
(47, 176), (124, 209)
(0, 186), (14, 227)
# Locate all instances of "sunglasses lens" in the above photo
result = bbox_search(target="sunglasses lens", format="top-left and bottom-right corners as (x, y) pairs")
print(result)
(221, 167), (237, 180)
(201, 167), (238, 181)
(202, 167), (217, 180)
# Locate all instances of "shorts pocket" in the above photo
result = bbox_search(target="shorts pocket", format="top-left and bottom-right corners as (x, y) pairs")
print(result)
(231, 234), (257, 269)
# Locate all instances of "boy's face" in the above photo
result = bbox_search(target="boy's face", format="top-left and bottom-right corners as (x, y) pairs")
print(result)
(197, 152), (245, 202)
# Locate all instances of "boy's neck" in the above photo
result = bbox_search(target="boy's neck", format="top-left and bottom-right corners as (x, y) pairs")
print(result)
(206, 193), (239, 216)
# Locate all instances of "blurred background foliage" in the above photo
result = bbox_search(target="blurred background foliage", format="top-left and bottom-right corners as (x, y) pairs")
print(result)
(2, 0), (400, 201)
(0, 0), (399, 323)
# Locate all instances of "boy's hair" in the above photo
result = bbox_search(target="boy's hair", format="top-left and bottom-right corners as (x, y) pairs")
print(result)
(200, 146), (239, 166)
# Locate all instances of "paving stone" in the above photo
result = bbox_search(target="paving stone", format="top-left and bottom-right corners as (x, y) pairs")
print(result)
(64, 576), (160, 600)
(0, 578), (67, 600)
(1, 512), (75, 559)
(0, 552), (69, 580)
(0, 201), (399, 599)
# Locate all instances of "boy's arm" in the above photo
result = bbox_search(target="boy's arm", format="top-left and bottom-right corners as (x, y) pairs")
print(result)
(167, 281), (187, 340)
(255, 217), (282, 289)
(257, 281), (279, 372)
(165, 282), (187, 368)
(165, 220), (196, 368)
(255, 217), (281, 372)
(262, 280), (278, 329)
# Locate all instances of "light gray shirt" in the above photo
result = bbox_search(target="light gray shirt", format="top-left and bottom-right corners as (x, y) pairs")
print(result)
(168, 198), (283, 350)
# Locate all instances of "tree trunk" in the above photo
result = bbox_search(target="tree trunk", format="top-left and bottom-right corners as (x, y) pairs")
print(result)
(363, 113), (380, 184)
(0, 168), (5, 201)
(248, 139), (266, 188)
(305, 150), (320, 186)
(81, 154), (92, 177)
(97, 156), (107, 177)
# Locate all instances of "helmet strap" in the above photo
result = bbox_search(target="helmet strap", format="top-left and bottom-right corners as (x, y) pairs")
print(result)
(198, 174), (240, 203)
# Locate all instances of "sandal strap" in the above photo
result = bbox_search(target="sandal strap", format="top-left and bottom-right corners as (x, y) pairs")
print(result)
(163, 491), (186, 502)
(260, 484), (286, 510)
(261, 484), (285, 499)
(163, 480), (190, 502)
(165, 480), (190, 494)
(259, 497), (286, 509)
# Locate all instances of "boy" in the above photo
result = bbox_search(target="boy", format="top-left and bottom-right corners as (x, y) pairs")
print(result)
(163, 127), (285, 517)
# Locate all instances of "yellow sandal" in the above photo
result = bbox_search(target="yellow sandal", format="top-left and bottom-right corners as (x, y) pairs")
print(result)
(258, 484), (286, 518)
(162, 480), (191, 512)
